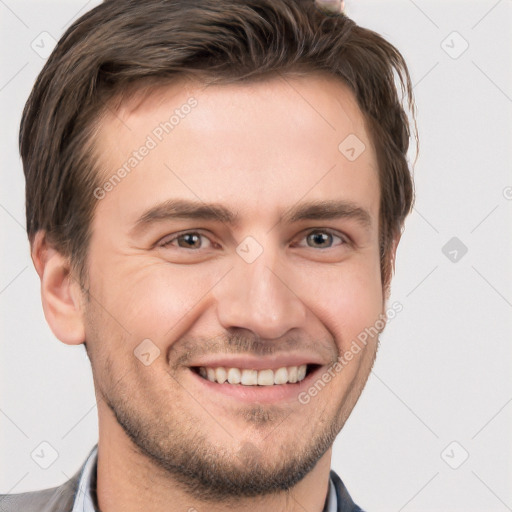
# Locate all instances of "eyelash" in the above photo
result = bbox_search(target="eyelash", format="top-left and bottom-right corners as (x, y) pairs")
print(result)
(158, 229), (349, 250)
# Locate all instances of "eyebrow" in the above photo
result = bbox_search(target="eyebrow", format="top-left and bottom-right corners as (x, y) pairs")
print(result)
(130, 199), (238, 236)
(281, 200), (372, 229)
(129, 198), (373, 235)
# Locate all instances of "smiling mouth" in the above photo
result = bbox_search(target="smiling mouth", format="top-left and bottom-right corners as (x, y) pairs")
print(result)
(190, 364), (321, 386)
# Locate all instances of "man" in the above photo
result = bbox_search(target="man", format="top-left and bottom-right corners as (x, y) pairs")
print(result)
(1, 0), (415, 510)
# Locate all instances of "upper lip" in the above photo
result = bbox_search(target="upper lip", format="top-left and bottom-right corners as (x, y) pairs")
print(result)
(188, 354), (325, 371)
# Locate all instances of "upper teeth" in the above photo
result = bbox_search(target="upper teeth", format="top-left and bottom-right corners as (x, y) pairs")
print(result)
(198, 365), (308, 386)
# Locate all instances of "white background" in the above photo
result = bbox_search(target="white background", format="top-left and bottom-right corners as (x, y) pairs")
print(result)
(1, 1), (511, 511)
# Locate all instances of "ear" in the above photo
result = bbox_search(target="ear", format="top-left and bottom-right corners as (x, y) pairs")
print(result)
(31, 231), (85, 346)
(383, 231), (402, 303)
(390, 231), (402, 276)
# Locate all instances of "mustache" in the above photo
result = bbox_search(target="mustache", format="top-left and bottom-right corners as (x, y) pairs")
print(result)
(169, 331), (336, 369)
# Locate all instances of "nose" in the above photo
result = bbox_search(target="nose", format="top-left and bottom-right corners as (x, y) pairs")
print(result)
(214, 241), (307, 340)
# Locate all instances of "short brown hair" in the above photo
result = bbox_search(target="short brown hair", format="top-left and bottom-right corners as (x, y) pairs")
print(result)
(20, 0), (416, 294)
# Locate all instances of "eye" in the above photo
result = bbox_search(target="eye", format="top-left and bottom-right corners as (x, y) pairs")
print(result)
(158, 231), (215, 250)
(296, 229), (347, 249)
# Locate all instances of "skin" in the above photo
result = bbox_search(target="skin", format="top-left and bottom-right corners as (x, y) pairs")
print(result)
(32, 73), (399, 512)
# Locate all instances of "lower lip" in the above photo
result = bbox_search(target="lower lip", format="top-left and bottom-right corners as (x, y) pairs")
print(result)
(188, 366), (322, 405)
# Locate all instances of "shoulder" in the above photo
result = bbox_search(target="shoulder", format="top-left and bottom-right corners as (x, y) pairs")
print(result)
(329, 468), (366, 512)
(0, 470), (79, 512)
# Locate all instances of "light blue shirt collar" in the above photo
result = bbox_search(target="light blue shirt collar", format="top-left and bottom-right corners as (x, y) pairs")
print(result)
(71, 445), (98, 512)
(325, 475), (338, 512)
(72, 445), (337, 512)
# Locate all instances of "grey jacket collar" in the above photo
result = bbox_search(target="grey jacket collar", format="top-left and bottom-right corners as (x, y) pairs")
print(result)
(0, 466), (81, 512)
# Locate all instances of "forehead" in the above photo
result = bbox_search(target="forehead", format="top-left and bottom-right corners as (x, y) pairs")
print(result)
(109, 72), (364, 126)
(91, 73), (379, 231)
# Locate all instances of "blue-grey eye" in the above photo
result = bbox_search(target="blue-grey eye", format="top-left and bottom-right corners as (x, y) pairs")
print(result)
(307, 231), (335, 248)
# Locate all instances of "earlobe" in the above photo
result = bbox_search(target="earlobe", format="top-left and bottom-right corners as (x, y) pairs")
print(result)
(31, 231), (86, 346)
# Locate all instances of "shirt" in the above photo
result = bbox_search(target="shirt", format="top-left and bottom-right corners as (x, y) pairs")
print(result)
(71, 445), (338, 512)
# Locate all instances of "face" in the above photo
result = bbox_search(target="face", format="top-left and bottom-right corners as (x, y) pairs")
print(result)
(82, 74), (384, 502)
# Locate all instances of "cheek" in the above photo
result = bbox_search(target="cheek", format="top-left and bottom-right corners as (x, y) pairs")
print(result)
(295, 259), (383, 351)
(91, 259), (227, 341)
